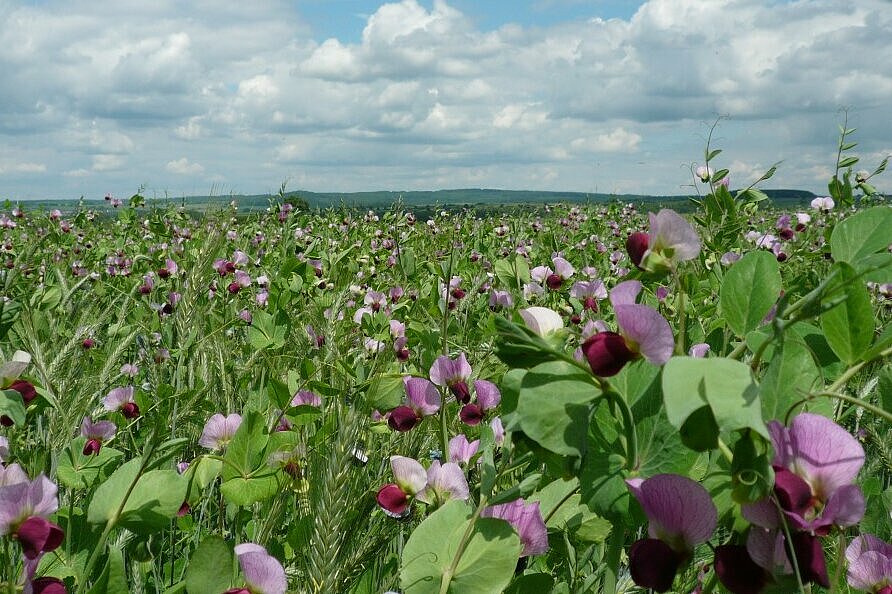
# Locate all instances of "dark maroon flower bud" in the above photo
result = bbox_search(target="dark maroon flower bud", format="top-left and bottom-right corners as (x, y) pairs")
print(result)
(138, 284), (151, 295)
(81, 338), (95, 350)
(10, 379), (37, 404)
(626, 232), (650, 268)
(396, 348), (410, 362)
(227, 282), (241, 294)
(178, 501), (191, 517)
(447, 301), (457, 311)
(714, 544), (769, 594)
(773, 467), (812, 516)
(451, 288), (466, 300)
(545, 274), (563, 290)
(570, 314), (581, 325)
(779, 228), (794, 240)
(581, 332), (636, 377)
(120, 402), (140, 419)
(788, 532), (829, 588)
(776, 252), (788, 262)
(157, 268), (170, 279)
(388, 406), (420, 432)
(317, 280), (327, 290)
(629, 538), (682, 593)
(583, 296), (598, 311)
(795, 223), (806, 232)
(17, 516), (64, 559)
(878, 586), (892, 594)
(459, 404), (484, 426)
(1, 416), (13, 427)
(376, 484), (409, 516)
(31, 577), (67, 594)
(449, 381), (471, 404)
(315, 335), (326, 348)
(82, 439), (102, 456)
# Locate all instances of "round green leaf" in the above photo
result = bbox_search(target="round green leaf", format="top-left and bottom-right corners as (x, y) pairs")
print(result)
(830, 205), (892, 263)
(720, 251), (781, 337)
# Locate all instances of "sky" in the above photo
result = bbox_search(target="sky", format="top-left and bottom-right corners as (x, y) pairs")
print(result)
(0, 0), (890, 200)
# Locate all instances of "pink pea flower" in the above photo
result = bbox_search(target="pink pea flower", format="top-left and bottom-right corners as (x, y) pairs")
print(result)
(0, 469), (64, 560)
(416, 461), (470, 508)
(448, 434), (480, 465)
(429, 354), (473, 404)
(214, 259), (235, 276)
(626, 474), (717, 592)
(158, 258), (178, 279)
(198, 413), (243, 450)
(481, 499), (548, 557)
(102, 386), (140, 419)
(581, 281), (674, 377)
(625, 209), (700, 274)
(696, 165), (713, 182)
(459, 380), (501, 426)
(388, 377), (441, 432)
(545, 257), (574, 290)
(490, 417), (505, 446)
(231, 250), (249, 267)
(845, 534), (892, 593)
(488, 290), (513, 310)
(224, 543), (287, 594)
(570, 280), (607, 311)
(120, 363), (138, 377)
(290, 390), (322, 408)
(734, 414), (865, 589)
(376, 456), (428, 518)
(810, 196), (835, 212)
(530, 265), (552, 284)
(80, 417), (116, 456)
(688, 343), (711, 358)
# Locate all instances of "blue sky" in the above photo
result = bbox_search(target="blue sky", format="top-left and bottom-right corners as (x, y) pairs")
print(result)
(0, 0), (890, 200)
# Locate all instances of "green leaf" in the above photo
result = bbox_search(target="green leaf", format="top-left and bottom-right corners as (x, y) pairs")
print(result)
(219, 410), (283, 506)
(511, 361), (600, 457)
(662, 357), (769, 451)
(854, 253), (892, 283)
(759, 339), (820, 421)
(86, 546), (129, 594)
(505, 574), (555, 594)
(821, 263), (874, 364)
(720, 251), (781, 337)
(830, 206), (892, 263)
(185, 536), (235, 594)
(0, 389), (26, 426)
(365, 373), (405, 412)
(87, 459), (188, 533)
(400, 500), (520, 594)
(838, 156), (859, 168)
(183, 456), (222, 504)
(56, 438), (124, 489)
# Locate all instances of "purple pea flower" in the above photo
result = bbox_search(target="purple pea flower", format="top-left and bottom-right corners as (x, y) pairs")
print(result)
(688, 343), (711, 358)
(570, 280), (607, 311)
(459, 380), (501, 426)
(80, 417), (116, 456)
(429, 353), (473, 404)
(102, 386), (140, 419)
(388, 377), (441, 432)
(416, 461), (470, 507)
(448, 434), (480, 465)
(545, 257), (574, 290)
(0, 470), (64, 560)
(481, 499), (548, 557)
(291, 390), (322, 408)
(488, 290), (513, 310)
(846, 534), (892, 593)
(376, 456), (428, 518)
(198, 413), (243, 451)
(581, 280), (674, 377)
(224, 543), (287, 594)
(626, 474), (718, 592)
(625, 209), (701, 274)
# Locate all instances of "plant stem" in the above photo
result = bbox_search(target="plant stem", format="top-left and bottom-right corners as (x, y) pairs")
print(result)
(773, 496), (808, 594)
(674, 276), (687, 355)
(438, 497), (488, 594)
(601, 523), (624, 594)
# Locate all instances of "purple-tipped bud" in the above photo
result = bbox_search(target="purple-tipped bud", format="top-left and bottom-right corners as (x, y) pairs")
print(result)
(81, 338), (95, 350)
(228, 282), (241, 294)
(17, 516), (64, 559)
(459, 404), (484, 426)
(83, 439), (102, 456)
(626, 232), (650, 268)
(714, 545), (769, 594)
(388, 406), (420, 432)
(629, 538), (682, 593)
(581, 331), (636, 377)
(10, 379), (37, 405)
(545, 273), (563, 290)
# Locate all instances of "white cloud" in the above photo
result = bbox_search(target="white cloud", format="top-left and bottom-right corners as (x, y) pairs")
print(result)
(0, 161), (46, 175)
(0, 0), (890, 198)
(166, 158), (204, 175)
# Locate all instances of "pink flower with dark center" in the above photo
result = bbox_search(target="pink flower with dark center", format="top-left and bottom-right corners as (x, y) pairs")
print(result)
(626, 474), (717, 592)
(570, 280), (607, 311)
(198, 413), (243, 450)
(626, 210), (700, 274)
(223, 543), (287, 594)
(429, 354), (473, 404)
(376, 456), (428, 518)
(388, 377), (441, 432)
(448, 434), (480, 465)
(0, 471), (63, 560)
(80, 417), (116, 456)
(102, 387), (140, 419)
(416, 461), (469, 508)
(581, 281), (674, 377)
(481, 499), (548, 557)
(290, 391), (322, 408)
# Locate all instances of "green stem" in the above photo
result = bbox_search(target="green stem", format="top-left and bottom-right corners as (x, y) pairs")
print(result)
(773, 496), (808, 594)
(542, 486), (579, 526)
(674, 277), (687, 356)
(717, 437), (734, 464)
(726, 340), (748, 360)
(439, 496), (488, 594)
(831, 530), (845, 593)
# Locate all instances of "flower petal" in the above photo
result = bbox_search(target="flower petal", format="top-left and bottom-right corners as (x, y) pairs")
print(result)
(614, 304), (674, 366)
(609, 280), (642, 308)
(649, 209), (701, 262)
(390, 456), (427, 496)
(627, 474), (717, 549)
(785, 413), (865, 499)
(404, 377), (441, 416)
(473, 380), (501, 410)
(519, 307), (564, 337)
(847, 550), (892, 592)
(239, 549), (287, 594)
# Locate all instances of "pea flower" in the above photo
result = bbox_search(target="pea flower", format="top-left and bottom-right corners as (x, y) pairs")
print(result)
(480, 499), (548, 557)
(625, 209), (700, 274)
(581, 281), (674, 377)
(102, 386), (140, 419)
(429, 353), (473, 404)
(519, 306), (564, 337)
(545, 257), (574, 290)
(570, 280), (607, 311)
(290, 390), (322, 408)
(198, 413), (243, 450)
(0, 350), (31, 387)
(448, 434), (480, 465)
(80, 417), (116, 456)
(416, 461), (470, 508)
(626, 474), (718, 592)
(376, 456), (428, 518)
(810, 196), (835, 212)
(846, 534), (892, 593)
(458, 379), (501, 426)
(224, 543), (287, 594)
(0, 469), (64, 559)
(387, 377), (441, 432)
